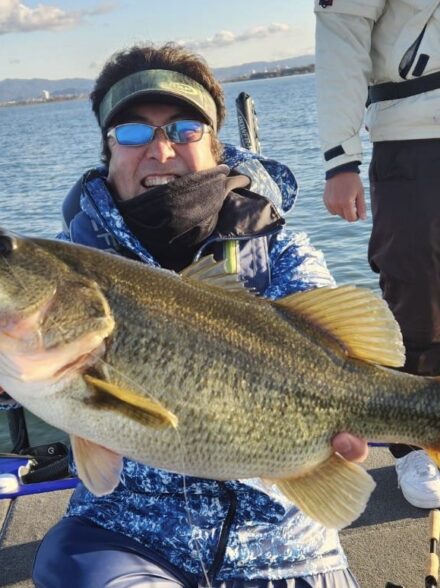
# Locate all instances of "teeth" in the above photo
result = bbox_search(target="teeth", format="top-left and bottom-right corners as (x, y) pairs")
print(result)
(143, 176), (176, 187)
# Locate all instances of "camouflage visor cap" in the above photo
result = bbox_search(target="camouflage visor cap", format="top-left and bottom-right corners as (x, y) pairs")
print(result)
(99, 69), (218, 131)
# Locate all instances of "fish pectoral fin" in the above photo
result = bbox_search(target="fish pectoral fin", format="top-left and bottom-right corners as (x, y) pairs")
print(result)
(83, 374), (178, 429)
(274, 285), (405, 368)
(71, 435), (123, 497)
(272, 453), (376, 529)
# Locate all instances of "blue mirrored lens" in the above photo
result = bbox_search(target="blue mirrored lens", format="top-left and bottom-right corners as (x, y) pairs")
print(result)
(112, 121), (206, 145)
(167, 121), (204, 143)
(115, 124), (154, 145)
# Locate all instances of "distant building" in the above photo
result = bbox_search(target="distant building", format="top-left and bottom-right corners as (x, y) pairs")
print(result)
(42, 90), (51, 101)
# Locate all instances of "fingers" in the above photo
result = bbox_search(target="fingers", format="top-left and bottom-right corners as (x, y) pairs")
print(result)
(332, 432), (369, 463)
(342, 196), (365, 222)
(341, 198), (360, 223)
(356, 190), (367, 221)
(323, 172), (367, 222)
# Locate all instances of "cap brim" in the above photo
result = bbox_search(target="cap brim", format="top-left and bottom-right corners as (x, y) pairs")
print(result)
(99, 69), (218, 130)
(105, 91), (212, 127)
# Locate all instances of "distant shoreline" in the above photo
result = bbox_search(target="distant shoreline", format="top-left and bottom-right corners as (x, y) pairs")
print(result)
(0, 66), (316, 106)
(223, 64), (314, 83)
(0, 94), (87, 109)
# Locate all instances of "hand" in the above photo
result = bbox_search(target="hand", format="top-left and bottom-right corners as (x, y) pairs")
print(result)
(323, 172), (367, 222)
(331, 432), (368, 463)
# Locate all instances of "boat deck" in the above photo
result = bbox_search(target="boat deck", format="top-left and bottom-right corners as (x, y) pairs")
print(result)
(0, 447), (432, 588)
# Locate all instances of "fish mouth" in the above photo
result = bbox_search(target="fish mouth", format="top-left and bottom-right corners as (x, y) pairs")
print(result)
(0, 287), (114, 389)
(0, 330), (111, 386)
(0, 290), (55, 348)
(0, 259), (116, 394)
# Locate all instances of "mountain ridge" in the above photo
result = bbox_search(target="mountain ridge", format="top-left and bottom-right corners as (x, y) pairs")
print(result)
(0, 54), (315, 103)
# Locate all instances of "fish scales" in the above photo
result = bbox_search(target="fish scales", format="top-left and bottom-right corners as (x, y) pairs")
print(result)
(83, 254), (351, 472)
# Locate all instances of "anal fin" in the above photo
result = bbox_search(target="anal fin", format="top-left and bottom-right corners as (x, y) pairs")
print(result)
(272, 453), (376, 529)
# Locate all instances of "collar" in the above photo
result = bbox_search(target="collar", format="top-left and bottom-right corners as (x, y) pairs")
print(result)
(80, 167), (284, 265)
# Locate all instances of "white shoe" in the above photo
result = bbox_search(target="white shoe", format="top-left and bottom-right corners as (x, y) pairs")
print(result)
(395, 450), (440, 508)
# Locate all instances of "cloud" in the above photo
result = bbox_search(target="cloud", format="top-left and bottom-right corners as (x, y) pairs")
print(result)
(0, 0), (116, 35)
(180, 23), (291, 51)
(84, 2), (117, 17)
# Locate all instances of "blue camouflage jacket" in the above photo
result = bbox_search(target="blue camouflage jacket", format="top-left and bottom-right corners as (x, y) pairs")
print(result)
(6, 145), (349, 581)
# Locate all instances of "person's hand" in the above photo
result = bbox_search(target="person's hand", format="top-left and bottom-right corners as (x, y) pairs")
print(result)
(331, 432), (368, 463)
(323, 172), (367, 222)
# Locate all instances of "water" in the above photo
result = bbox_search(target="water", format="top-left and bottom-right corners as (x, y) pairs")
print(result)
(0, 74), (376, 450)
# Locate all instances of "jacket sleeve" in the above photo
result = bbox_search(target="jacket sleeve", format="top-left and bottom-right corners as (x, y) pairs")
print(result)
(263, 230), (336, 300)
(0, 393), (22, 411)
(314, 0), (385, 173)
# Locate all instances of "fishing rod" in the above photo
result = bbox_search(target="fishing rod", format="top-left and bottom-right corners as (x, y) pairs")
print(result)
(384, 509), (440, 588)
(426, 509), (440, 588)
(235, 92), (262, 155)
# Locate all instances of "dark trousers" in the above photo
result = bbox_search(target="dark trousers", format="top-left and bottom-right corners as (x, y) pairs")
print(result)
(368, 138), (440, 458)
(32, 517), (359, 588)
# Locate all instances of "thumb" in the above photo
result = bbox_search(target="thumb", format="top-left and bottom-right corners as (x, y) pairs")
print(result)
(332, 433), (369, 463)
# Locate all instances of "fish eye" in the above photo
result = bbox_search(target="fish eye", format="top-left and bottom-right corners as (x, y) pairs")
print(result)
(0, 232), (17, 256)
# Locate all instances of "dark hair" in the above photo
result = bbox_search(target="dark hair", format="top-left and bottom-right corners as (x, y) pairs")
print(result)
(91, 42), (225, 164)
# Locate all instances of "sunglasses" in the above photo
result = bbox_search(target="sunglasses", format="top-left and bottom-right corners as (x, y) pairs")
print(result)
(107, 120), (211, 146)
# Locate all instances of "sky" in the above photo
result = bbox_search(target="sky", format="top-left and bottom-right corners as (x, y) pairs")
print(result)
(0, 0), (315, 80)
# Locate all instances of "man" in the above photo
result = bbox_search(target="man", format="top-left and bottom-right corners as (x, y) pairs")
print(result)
(31, 42), (367, 587)
(314, 0), (440, 509)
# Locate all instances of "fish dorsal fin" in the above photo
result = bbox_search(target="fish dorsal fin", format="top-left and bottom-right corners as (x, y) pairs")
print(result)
(84, 374), (178, 429)
(71, 435), (123, 496)
(274, 285), (405, 367)
(271, 453), (376, 529)
(181, 255), (253, 295)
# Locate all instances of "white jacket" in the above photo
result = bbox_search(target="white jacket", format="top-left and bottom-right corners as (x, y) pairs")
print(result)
(314, 0), (440, 172)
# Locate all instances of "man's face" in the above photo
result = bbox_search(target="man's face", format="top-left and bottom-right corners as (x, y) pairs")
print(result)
(107, 103), (217, 201)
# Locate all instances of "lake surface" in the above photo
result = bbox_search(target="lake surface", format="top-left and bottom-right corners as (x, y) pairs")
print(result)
(0, 74), (375, 450)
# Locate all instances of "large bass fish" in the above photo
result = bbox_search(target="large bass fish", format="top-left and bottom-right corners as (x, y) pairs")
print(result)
(0, 228), (438, 529)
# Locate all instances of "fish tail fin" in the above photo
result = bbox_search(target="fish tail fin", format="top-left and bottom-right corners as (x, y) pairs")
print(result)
(426, 447), (440, 468)
(422, 375), (440, 468)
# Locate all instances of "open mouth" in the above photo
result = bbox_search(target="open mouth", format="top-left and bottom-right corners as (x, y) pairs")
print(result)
(0, 331), (110, 383)
(141, 175), (178, 189)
